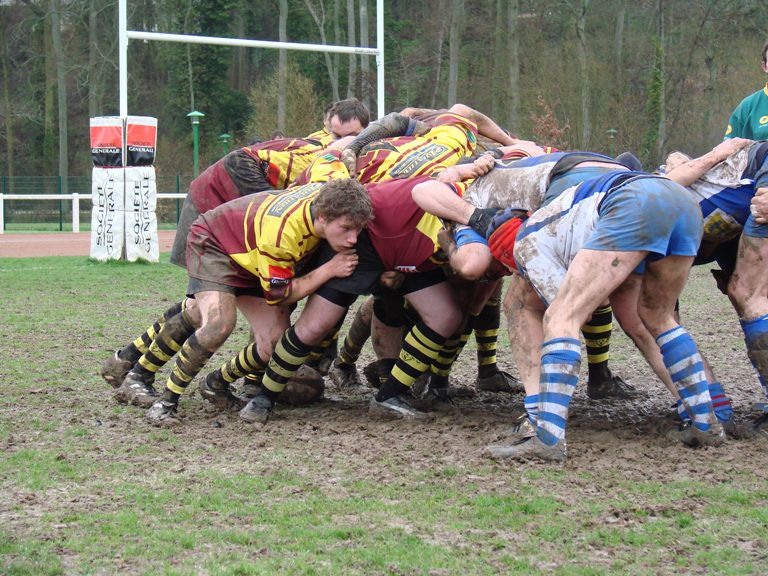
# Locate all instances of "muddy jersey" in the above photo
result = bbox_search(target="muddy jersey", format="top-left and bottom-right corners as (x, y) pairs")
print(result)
(669, 141), (768, 244)
(241, 137), (326, 189)
(366, 175), (460, 272)
(304, 127), (334, 147)
(354, 112), (478, 184)
(462, 151), (624, 211)
(515, 172), (701, 305)
(191, 183), (325, 302)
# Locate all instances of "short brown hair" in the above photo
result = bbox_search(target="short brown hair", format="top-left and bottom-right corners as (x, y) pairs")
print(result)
(314, 178), (374, 227)
(330, 98), (370, 128)
(763, 40), (768, 65)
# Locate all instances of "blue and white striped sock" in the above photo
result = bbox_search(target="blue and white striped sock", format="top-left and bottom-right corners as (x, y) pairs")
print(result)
(708, 381), (734, 423)
(740, 313), (768, 398)
(524, 394), (539, 424)
(536, 338), (581, 446)
(657, 326), (712, 432)
(675, 399), (691, 423)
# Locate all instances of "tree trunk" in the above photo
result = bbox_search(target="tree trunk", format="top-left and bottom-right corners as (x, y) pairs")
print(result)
(333, 0), (341, 97)
(88, 0), (102, 118)
(656, 0), (666, 160)
(613, 0), (625, 104)
(447, 0), (464, 106)
(506, 0), (520, 133)
(51, 0), (68, 191)
(359, 0), (370, 109)
(1, 8), (14, 186)
(304, 0), (340, 101)
(278, 0), (288, 132)
(429, 0), (448, 108)
(43, 3), (56, 177)
(184, 0), (195, 111)
(346, 0), (357, 98)
(572, 0), (591, 148)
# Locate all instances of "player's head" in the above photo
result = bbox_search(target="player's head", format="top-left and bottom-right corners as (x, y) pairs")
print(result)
(328, 98), (370, 139)
(314, 178), (374, 251)
(762, 40), (768, 72)
(487, 208), (529, 273)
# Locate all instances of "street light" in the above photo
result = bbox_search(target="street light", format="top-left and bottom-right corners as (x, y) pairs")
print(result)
(606, 127), (618, 157)
(187, 110), (205, 177)
(219, 133), (231, 157)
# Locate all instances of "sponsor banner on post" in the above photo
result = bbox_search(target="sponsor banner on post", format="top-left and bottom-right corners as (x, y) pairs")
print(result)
(126, 116), (158, 167)
(124, 166), (159, 262)
(90, 117), (124, 168)
(90, 167), (125, 260)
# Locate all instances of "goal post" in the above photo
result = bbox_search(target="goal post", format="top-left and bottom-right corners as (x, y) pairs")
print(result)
(117, 0), (386, 119)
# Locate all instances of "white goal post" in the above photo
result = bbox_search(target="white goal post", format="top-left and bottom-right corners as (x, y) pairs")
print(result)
(118, 0), (386, 119)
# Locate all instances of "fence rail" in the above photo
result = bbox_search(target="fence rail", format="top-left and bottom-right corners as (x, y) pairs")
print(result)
(0, 175), (192, 233)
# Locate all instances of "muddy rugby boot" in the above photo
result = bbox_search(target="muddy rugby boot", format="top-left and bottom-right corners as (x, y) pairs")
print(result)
(239, 377), (262, 400)
(369, 395), (431, 420)
(239, 393), (274, 424)
(146, 400), (180, 425)
(476, 370), (523, 393)
(586, 372), (638, 400)
(669, 421), (726, 448)
(199, 372), (245, 411)
(329, 358), (363, 389)
(101, 351), (134, 389)
(507, 413), (537, 442)
(484, 435), (567, 462)
(752, 412), (768, 434)
(114, 370), (158, 408)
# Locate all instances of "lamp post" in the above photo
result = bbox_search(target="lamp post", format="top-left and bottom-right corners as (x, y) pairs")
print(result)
(606, 127), (618, 157)
(219, 133), (231, 157)
(187, 110), (205, 177)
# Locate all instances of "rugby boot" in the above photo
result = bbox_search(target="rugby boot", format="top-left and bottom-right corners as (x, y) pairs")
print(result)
(586, 369), (638, 400)
(368, 395), (431, 420)
(114, 370), (158, 408)
(476, 370), (523, 393)
(146, 400), (180, 426)
(329, 358), (363, 389)
(483, 435), (567, 462)
(101, 351), (134, 389)
(506, 413), (537, 442)
(239, 376), (262, 400)
(669, 421), (726, 448)
(239, 393), (274, 424)
(199, 371), (245, 411)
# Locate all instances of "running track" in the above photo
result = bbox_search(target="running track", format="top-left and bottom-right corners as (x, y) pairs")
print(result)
(0, 230), (177, 258)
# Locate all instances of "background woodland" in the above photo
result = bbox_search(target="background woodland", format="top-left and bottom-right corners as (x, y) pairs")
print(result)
(2, 0), (768, 181)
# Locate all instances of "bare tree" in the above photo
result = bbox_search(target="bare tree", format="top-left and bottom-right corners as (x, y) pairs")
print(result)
(304, 0), (340, 101)
(447, 0), (464, 105)
(51, 0), (68, 191)
(278, 0), (288, 132)
(359, 0), (370, 109)
(346, 0), (357, 98)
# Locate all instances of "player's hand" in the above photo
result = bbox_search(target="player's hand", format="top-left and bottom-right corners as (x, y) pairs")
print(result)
(751, 187), (768, 224)
(713, 137), (752, 160)
(379, 270), (405, 290)
(328, 249), (359, 278)
(472, 153), (495, 176)
(340, 149), (358, 178)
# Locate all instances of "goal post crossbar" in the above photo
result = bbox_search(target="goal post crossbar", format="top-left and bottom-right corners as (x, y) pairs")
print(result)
(118, 0), (385, 118)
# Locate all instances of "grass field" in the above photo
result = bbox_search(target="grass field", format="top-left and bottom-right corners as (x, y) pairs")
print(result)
(1, 254), (767, 575)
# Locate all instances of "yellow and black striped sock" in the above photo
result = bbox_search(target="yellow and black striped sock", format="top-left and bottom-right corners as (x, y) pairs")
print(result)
(377, 322), (447, 401)
(338, 302), (373, 366)
(430, 331), (462, 388)
(134, 309), (195, 377)
(120, 300), (184, 363)
(308, 317), (344, 365)
(262, 327), (314, 395)
(582, 305), (613, 379)
(214, 342), (268, 384)
(473, 297), (501, 378)
(163, 334), (213, 404)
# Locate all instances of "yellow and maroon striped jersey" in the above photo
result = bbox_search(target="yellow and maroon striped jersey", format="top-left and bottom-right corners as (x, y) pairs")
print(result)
(241, 137), (325, 189)
(304, 127), (334, 147)
(354, 112), (478, 184)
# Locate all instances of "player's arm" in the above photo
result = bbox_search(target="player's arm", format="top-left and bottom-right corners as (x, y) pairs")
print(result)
(447, 103), (517, 146)
(664, 138), (753, 187)
(437, 153), (495, 183)
(412, 178), (496, 237)
(751, 187), (768, 224)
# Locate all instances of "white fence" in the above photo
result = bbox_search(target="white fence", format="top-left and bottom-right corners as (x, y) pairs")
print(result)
(0, 193), (186, 234)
